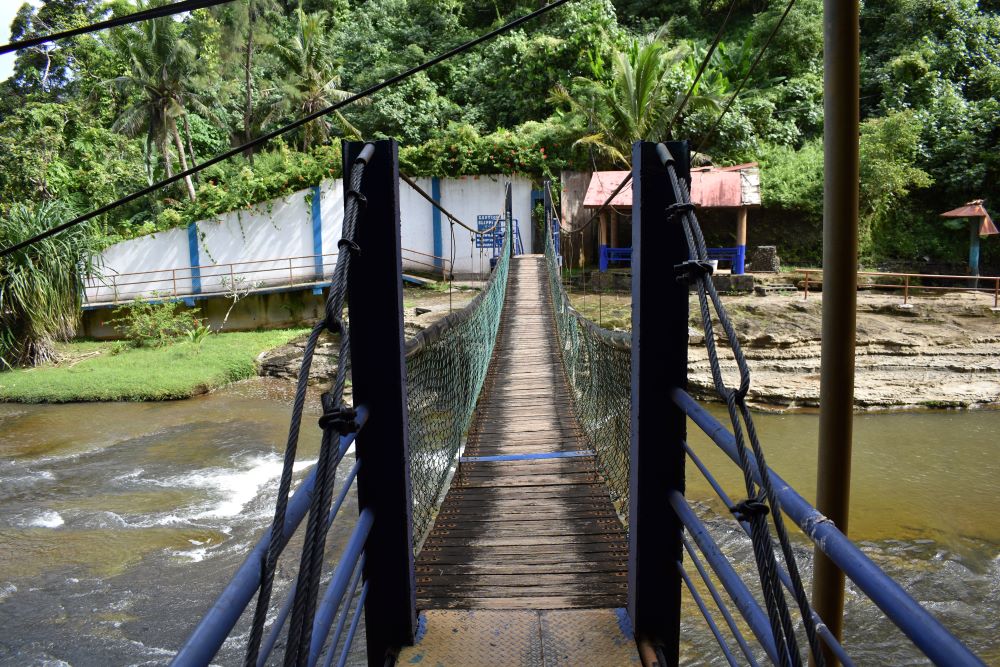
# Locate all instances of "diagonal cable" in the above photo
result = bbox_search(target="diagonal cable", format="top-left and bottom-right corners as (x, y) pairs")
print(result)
(0, 0), (236, 56)
(693, 0), (798, 156)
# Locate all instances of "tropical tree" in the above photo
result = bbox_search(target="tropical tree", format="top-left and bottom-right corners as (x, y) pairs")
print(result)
(267, 6), (359, 152)
(0, 201), (99, 369)
(106, 4), (208, 201)
(551, 35), (723, 166)
(214, 0), (280, 163)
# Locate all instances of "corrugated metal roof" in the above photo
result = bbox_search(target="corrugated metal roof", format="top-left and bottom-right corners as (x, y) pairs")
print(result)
(940, 200), (998, 235)
(583, 165), (760, 208)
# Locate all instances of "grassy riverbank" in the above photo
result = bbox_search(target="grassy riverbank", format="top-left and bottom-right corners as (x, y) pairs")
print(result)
(0, 329), (308, 403)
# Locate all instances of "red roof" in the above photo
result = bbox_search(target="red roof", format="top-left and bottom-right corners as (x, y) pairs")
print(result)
(583, 166), (757, 209)
(940, 200), (998, 235)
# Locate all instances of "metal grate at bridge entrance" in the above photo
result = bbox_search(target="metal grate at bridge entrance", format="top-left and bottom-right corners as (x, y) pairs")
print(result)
(414, 256), (629, 610)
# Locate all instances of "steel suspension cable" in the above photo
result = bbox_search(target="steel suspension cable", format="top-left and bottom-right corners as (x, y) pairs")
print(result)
(657, 142), (823, 666)
(0, 0), (237, 56)
(0, 0), (573, 258)
(242, 145), (373, 667)
(693, 0), (798, 156)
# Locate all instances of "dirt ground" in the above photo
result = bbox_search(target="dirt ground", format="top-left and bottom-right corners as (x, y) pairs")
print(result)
(569, 285), (1000, 410)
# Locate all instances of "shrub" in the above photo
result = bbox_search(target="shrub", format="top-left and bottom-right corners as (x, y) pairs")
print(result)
(111, 297), (202, 347)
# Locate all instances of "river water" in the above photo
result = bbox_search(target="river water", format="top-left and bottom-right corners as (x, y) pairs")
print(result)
(0, 382), (997, 665)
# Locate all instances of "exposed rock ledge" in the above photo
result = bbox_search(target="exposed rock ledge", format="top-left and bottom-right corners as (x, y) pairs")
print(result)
(686, 292), (1000, 410)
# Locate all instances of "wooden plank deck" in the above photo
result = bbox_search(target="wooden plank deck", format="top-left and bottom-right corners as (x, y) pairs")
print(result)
(414, 255), (628, 610)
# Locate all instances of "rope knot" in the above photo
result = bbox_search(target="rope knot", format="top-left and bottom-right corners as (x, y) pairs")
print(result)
(665, 202), (695, 221)
(346, 189), (367, 208)
(323, 300), (344, 334)
(674, 259), (714, 284)
(319, 396), (358, 436)
(337, 238), (361, 255)
(730, 496), (770, 522)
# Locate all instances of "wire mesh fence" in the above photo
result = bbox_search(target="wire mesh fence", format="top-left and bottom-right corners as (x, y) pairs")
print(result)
(543, 223), (632, 525)
(404, 223), (512, 549)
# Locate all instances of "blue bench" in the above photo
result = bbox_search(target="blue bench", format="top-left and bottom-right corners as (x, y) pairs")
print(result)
(706, 246), (746, 274)
(600, 245), (747, 274)
(599, 245), (632, 272)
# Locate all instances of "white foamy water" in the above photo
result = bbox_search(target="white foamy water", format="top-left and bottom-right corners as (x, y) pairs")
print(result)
(28, 511), (64, 528)
(155, 454), (317, 522)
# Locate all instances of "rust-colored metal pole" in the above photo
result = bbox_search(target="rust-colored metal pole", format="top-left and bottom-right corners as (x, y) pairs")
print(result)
(812, 0), (859, 663)
(903, 275), (909, 305)
(804, 271), (810, 300)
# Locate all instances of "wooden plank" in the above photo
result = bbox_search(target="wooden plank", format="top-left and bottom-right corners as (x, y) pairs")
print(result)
(417, 543), (628, 559)
(414, 256), (628, 611)
(416, 595), (626, 610)
(416, 558), (628, 582)
(417, 568), (627, 591)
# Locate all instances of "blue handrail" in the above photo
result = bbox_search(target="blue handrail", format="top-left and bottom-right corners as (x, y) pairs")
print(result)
(308, 509), (374, 665)
(670, 388), (986, 667)
(256, 459), (363, 666)
(171, 406), (369, 667)
(682, 441), (855, 666)
(669, 489), (781, 664)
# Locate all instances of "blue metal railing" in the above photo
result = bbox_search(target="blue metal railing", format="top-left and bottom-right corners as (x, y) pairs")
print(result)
(172, 407), (370, 666)
(670, 387), (986, 666)
(598, 244), (631, 272)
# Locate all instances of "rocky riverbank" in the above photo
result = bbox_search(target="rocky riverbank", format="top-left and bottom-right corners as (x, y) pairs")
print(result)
(258, 285), (478, 383)
(689, 292), (1000, 410)
(571, 288), (1000, 410)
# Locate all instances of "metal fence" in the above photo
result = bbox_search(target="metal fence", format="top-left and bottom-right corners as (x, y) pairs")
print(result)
(543, 183), (632, 524)
(403, 192), (513, 549)
(83, 248), (451, 305)
(799, 269), (1000, 307)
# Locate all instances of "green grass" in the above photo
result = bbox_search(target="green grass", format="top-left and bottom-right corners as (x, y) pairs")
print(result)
(0, 329), (309, 403)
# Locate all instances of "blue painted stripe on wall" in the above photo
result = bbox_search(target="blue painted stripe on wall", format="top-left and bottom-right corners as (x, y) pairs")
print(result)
(431, 176), (442, 270)
(311, 185), (324, 279)
(459, 450), (594, 463)
(187, 222), (202, 294)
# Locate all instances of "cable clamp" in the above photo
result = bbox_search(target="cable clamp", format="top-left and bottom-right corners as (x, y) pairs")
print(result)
(674, 259), (714, 284)
(730, 496), (770, 522)
(347, 189), (368, 208)
(319, 398), (358, 436)
(337, 238), (361, 255)
(666, 202), (695, 221)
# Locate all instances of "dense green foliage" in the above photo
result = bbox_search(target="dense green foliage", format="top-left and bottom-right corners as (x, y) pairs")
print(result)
(1, 0), (998, 268)
(0, 328), (307, 402)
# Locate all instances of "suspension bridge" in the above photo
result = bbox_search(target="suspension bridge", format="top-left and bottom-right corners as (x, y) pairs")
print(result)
(0, 2), (990, 665)
(167, 141), (985, 667)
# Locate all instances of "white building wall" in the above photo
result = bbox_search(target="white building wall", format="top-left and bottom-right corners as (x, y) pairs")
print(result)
(196, 188), (315, 292)
(439, 175), (533, 277)
(86, 174), (537, 303)
(85, 226), (190, 303)
(319, 179), (344, 260)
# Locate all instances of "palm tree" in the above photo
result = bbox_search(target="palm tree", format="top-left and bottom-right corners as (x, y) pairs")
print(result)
(267, 6), (359, 152)
(107, 3), (207, 201)
(214, 0), (280, 164)
(551, 36), (724, 166)
(0, 201), (99, 368)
